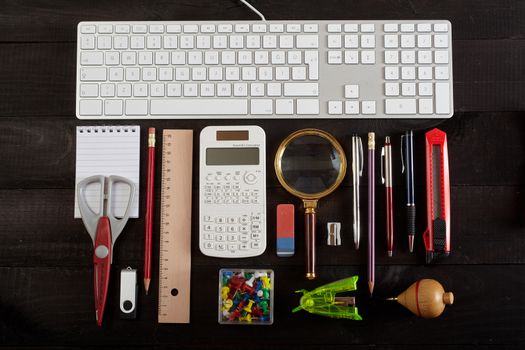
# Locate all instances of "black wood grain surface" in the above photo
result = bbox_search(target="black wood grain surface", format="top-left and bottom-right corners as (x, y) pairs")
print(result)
(1, 0), (524, 348)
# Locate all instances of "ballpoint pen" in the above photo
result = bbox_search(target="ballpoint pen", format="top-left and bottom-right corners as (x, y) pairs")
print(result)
(367, 132), (375, 296)
(401, 130), (416, 253)
(381, 136), (394, 257)
(351, 135), (363, 250)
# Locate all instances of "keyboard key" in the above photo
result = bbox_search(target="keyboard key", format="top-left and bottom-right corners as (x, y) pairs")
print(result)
(344, 24), (358, 32)
(80, 52), (103, 65)
(327, 35), (342, 48)
(434, 34), (449, 48)
(79, 100), (103, 115)
(98, 24), (113, 34)
(251, 99), (273, 114)
(246, 35), (261, 48)
(418, 50), (432, 64)
(97, 36), (112, 49)
(385, 98), (416, 114)
(218, 24), (232, 33)
(434, 50), (449, 64)
(401, 66), (416, 80)
(384, 66), (399, 80)
(287, 51), (302, 64)
(130, 36), (145, 49)
(417, 23), (432, 32)
(133, 83), (148, 97)
(166, 24), (181, 33)
(167, 83), (182, 96)
(384, 34), (398, 48)
(276, 99), (294, 114)
(384, 83), (399, 96)
(401, 82), (416, 96)
(151, 99), (248, 115)
(344, 34), (359, 48)
(267, 83), (281, 96)
(304, 51), (319, 80)
(279, 35), (294, 49)
(361, 34), (375, 48)
(126, 99), (148, 115)
(292, 66), (307, 80)
(401, 34), (415, 48)
(344, 50), (359, 64)
(417, 34), (431, 48)
(328, 51), (342, 64)
(80, 36), (95, 49)
(304, 24), (318, 32)
(297, 99), (319, 114)
(384, 50), (398, 64)
(361, 50), (375, 64)
(104, 99), (123, 115)
(183, 24), (198, 33)
(435, 66), (449, 80)
(286, 24), (301, 33)
(328, 101), (343, 114)
(252, 24), (267, 33)
(434, 23), (449, 32)
(250, 83), (265, 96)
(400, 23), (415, 32)
(296, 35), (319, 48)
(284, 83), (319, 96)
(344, 84), (359, 98)
(435, 82), (450, 114)
(132, 24), (147, 33)
(201, 24), (215, 33)
(419, 98), (433, 114)
(384, 23), (398, 32)
(275, 67), (290, 80)
(235, 24), (250, 33)
(80, 67), (106, 81)
(327, 24), (342, 32)
(345, 100), (359, 114)
(360, 24), (375, 32)
(100, 83), (115, 97)
(262, 35), (277, 48)
(80, 25), (96, 34)
(362, 100), (376, 114)
(149, 24), (164, 33)
(418, 66), (433, 80)
(80, 84), (98, 97)
(196, 35), (211, 49)
(418, 82), (433, 96)
(270, 24), (284, 32)
(401, 50), (416, 64)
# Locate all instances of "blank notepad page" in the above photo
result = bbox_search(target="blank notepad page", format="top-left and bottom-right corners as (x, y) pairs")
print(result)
(74, 125), (140, 218)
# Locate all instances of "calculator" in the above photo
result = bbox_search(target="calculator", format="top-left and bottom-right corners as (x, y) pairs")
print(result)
(199, 125), (266, 258)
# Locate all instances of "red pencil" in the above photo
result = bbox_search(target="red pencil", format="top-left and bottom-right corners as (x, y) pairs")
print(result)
(144, 127), (156, 294)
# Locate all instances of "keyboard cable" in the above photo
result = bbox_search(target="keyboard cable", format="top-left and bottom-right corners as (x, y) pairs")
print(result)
(239, 0), (266, 21)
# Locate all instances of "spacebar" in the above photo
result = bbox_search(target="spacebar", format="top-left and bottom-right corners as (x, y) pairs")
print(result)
(150, 99), (248, 115)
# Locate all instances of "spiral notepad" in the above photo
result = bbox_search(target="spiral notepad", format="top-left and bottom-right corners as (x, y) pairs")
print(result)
(74, 125), (140, 218)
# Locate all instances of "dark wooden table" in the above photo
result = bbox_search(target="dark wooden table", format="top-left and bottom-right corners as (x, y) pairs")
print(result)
(1, 0), (524, 348)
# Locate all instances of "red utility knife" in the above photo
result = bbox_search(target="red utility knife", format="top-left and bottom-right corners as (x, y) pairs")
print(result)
(423, 128), (451, 264)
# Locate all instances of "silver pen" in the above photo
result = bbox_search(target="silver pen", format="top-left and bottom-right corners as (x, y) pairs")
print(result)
(351, 135), (364, 250)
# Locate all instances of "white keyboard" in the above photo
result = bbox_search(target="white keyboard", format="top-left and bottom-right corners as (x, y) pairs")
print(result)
(76, 20), (453, 119)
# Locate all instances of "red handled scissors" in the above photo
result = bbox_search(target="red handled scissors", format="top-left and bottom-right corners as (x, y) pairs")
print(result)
(77, 175), (135, 326)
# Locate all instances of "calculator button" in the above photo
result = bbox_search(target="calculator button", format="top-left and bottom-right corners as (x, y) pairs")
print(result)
(204, 233), (214, 240)
(216, 234), (225, 241)
(240, 243), (249, 250)
(251, 215), (261, 221)
(216, 243), (226, 251)
(228, 244), (238, 251)
(240, 234), (249, 243)
(251, 232), (261, 240)
(216, 217), (226, 224)
(244, 172), (258, 184)
(204, 215), (213, 222)
(204, 242), (214, 249)
(206, 175), (213, 181)
(227, 225), (237, 232)
(240, 216), (250, 224)
(227, 234), (237, 241)
(251, 241), (261, 249)
(240, 226), (249, 233)
(216, 226), (225, 233)
(204, 224), (213, 231)
(242, 199), (250, 204)
(227, 217), (238, 224)
(251, 224), (261, 232)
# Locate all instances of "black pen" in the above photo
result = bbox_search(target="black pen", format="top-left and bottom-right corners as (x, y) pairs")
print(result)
(401, 131), (416, 252)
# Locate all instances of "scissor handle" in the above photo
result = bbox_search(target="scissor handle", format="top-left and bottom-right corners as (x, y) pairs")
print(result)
(78, 175), (106, 243)
(93, 216), (112, 326)
(105, 175), (135, 245)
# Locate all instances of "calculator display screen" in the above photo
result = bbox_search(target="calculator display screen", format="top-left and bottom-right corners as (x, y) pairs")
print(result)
(206, 148), (259, 165)
(216, 130), (249, 141)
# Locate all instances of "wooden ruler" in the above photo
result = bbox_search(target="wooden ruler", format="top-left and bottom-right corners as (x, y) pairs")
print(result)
(158, 130), (193, 323)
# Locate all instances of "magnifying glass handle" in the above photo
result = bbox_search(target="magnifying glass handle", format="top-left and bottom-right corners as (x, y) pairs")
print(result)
(305, 209), (316, 279)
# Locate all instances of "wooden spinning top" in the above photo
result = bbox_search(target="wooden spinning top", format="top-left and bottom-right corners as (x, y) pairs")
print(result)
(389, 279), (454, 318)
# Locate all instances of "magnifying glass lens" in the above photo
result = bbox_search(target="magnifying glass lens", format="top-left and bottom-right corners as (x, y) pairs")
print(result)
(281, 135), (342, 195)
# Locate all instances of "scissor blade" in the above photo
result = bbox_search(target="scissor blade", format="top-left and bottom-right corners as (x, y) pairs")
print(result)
(93, 216), (112, 326)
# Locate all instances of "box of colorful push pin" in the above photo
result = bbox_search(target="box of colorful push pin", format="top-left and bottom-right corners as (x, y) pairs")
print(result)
(218, 269), (274, 325)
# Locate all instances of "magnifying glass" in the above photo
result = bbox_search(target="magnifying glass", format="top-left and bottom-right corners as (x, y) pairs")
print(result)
(275, 129), (347, 279)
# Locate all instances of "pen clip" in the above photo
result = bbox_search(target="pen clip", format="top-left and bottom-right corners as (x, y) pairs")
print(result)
(380, 146), (385, 184)
(358, 136), (363, 176)
(400, 134), (405, 174)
